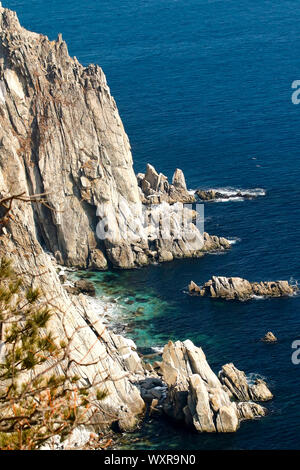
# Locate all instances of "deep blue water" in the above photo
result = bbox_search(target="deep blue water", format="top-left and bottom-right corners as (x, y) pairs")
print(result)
(5, 0), (300, 449)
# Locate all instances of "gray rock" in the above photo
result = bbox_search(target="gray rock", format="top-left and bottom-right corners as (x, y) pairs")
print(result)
(215, 405), (239, 433)
(59, 273), (67, 284)
(195, 190), (217, 201)
(186, 374), (216, 432)
(74, 279), (96, 296)
(88, 249), (108, 270)
(172, 168), (188, 191)
(250, 379), (274, 402)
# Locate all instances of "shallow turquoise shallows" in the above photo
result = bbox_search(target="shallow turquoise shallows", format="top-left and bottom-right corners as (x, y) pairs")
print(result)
(6, 0), (300, 449)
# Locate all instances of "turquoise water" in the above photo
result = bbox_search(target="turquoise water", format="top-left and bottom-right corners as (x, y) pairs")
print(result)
(5, 0), (300, 449)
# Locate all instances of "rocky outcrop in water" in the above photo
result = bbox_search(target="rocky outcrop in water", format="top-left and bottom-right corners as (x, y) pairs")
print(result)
(261, 331), (278, 343)
(160, 340), (270, 433)
(195, 189), (265, 201)
(188, 276), (297, 300)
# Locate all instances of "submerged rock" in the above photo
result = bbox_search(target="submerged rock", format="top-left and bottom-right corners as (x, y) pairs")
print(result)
(188, 276), (297, 300)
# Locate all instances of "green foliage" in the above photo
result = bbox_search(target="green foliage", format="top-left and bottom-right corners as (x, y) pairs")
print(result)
(0, 258), (107, 450)
(96, 390), (108, 401)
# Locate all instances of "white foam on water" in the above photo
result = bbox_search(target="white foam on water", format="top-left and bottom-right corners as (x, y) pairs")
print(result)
(207, 251), (227, 256)
(151, 346), (163, 354)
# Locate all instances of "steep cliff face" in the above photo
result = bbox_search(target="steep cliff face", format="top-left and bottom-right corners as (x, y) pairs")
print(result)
(0, 6), (142, 269)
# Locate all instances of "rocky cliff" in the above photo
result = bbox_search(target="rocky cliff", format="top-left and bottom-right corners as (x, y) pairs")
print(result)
(0, 6), (273, 439)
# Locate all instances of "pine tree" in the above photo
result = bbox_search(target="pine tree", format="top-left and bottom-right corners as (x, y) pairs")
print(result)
(0, 258), (106, 450)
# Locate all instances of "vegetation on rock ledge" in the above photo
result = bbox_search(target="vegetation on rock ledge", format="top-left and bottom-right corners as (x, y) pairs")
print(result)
(0, 258), (107, 450)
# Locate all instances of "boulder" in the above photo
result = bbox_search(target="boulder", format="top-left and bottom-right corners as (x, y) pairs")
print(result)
(138, 164), (195, 205)
(185, 374), (216, 432)
(250, 379), (273, 402)
(195, 189), (263, 201)
(144, 164), (160, 191)
(203, 233), (231, 251)
(219, 363), (252, 401)
(216, 405), (239, 433)
(188, 280), (201, 294)
(195, 190), (217, 201)
(172, 168), (188, 190)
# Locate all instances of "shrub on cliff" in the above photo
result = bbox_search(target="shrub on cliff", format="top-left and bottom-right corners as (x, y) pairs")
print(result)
(0, 258), (106, 450)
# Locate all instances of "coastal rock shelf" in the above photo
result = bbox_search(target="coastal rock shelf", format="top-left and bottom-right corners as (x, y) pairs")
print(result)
(189, 276), (297, 300)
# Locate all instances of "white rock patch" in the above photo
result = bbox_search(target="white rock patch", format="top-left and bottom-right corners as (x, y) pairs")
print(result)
(4, 69), (25, 100)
